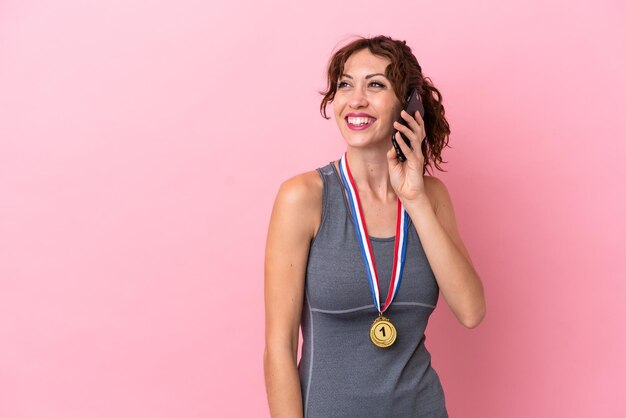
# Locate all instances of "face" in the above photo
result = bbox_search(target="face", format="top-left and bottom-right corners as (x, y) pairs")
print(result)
(332, 49), (402, 149)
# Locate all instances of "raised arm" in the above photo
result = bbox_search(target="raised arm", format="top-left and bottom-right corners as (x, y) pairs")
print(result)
(387, 108), (485, 329)
(407, 175), (486, 329)
(263, 172), (321, 417)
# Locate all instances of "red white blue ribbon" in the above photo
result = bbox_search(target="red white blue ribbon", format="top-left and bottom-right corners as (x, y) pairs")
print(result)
(338, 152), (409, 313)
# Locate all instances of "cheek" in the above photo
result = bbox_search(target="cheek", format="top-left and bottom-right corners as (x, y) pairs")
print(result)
(383, 104), (401, 124)
(333, 98), (349, 118)
(391, 100), (402, 117)
(380, 96), (401, 118)
(382, 104), (402, 132)
(332, 104), (345, 128)
(332, 104), (342, 121)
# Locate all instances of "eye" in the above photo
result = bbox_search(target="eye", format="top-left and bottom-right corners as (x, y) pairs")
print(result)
(337, 81), (350, 88)
(369, 81), (385, 88)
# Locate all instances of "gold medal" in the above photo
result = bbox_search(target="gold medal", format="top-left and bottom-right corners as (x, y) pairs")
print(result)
(370, 315), (397, 348)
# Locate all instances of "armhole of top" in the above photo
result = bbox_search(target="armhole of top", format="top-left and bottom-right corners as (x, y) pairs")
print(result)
(330, 161), (352, 216)
(309, 166), (329, 247)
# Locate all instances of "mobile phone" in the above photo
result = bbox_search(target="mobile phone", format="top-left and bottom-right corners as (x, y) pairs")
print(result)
(391, 87), (425, 162)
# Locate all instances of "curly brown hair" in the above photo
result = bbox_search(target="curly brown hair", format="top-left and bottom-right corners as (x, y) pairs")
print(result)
(320, 35), (451, 174)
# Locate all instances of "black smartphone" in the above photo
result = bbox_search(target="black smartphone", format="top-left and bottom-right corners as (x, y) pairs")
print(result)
(391, 87), (425, 162)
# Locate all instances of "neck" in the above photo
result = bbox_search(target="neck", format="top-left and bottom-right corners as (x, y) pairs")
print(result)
(344, 145), (395, 203)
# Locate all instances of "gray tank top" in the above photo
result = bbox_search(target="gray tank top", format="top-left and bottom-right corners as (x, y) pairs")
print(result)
(298, 162), (448, 417)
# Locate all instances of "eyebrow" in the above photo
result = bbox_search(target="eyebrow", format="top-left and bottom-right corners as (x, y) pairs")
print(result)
(340, 73), (388, 80)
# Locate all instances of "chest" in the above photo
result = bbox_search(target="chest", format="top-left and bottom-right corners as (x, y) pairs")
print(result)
(305, 225), (440, 311)
(339, 188), (399, 239)
(360, 200), (399, 238)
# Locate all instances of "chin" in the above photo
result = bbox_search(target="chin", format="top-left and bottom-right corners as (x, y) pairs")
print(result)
(345, 138), (389, 150)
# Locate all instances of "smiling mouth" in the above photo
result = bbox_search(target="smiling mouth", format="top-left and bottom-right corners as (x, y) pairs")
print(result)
(346, 116), (376, 130)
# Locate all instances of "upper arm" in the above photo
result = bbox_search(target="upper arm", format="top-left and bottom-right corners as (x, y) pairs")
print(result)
(264, 172), (322, 357)
(425, 176), (474, 267)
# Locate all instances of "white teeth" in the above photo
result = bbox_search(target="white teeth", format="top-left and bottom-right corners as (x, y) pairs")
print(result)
(347, 117), (374, 126)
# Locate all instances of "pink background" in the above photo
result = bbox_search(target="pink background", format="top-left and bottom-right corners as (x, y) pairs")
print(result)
(1, 0), (625, 417)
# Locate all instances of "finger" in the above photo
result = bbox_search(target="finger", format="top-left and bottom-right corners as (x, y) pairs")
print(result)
(413, 109), (424, 125)
(395, 130), (426, 168)
(394, 132), (417, 163)
(393, 121), (417, 148)
(400, 109), (423, 129)
(398, 111), (426, 147)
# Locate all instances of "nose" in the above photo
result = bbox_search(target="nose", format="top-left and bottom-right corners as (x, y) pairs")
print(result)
(348, 87), (368, 109)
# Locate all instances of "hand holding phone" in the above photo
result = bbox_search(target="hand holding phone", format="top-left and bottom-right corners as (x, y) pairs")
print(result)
(391, 88), (425, 162)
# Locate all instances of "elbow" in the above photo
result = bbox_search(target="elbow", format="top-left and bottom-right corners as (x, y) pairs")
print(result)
(460, 280), (486, 329)
(461, 303), (486, 329)
(462, 315), (483, 329)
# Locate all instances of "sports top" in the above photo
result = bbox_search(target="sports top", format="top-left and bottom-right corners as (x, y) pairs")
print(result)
(298, 161), (448, 417)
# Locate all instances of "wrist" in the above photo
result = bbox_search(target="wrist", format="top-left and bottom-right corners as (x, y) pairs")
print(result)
(402, 194), (436, 231)
(402, 193), (432, 209)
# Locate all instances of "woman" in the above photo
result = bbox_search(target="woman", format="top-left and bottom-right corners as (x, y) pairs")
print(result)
(264, 35), (486, 417)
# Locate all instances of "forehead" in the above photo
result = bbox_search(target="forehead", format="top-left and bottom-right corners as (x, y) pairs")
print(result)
(343, 49), (391, 75)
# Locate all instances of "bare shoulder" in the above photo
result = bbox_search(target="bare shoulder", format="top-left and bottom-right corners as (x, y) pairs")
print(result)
(276, 170), (322, 221)
(423, 175), (452, 213)
(278, 170), (322, 206)
(273, 170), (323, 239)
